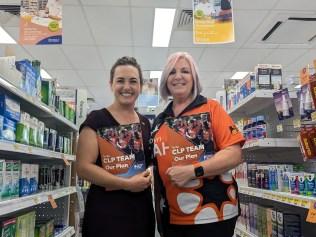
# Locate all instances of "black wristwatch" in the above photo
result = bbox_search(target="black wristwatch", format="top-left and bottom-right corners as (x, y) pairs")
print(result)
(194, 164), (204, 177)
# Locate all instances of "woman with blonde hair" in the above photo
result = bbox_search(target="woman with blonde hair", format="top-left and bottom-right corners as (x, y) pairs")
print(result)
(152, 52), (245, 237)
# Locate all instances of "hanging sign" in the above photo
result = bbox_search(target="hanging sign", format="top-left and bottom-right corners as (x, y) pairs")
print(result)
(20, 0), (62, 45)
(192, 0), (235, 44)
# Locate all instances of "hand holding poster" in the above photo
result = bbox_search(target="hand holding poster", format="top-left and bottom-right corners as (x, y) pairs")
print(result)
(193, 0), (234, 44)
(20, 0), (62, 45)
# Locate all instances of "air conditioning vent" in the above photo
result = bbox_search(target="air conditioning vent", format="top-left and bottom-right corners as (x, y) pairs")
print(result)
(262, 17), (316, 44)
(0, 5), (20, 16)
(177, 9), (193, 30)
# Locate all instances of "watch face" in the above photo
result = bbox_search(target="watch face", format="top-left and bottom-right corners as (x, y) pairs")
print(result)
(195, 166), (204, 177)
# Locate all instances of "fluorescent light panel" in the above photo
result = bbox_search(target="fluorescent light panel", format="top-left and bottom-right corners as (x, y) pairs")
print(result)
(152, 8), (176, 47)
(230, 72), (249, 80)
(40, 69), (52, 79)
(0, 27), (17, 44)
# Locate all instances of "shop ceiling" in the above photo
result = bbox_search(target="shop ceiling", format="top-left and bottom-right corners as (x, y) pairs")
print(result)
(0, 0), (316, 110)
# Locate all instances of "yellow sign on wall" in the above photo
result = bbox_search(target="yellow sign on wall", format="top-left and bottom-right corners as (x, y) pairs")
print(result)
(193, 0), (235, 44)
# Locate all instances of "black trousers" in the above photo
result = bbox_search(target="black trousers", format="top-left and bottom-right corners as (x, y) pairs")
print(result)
(165, 217), (237, 237)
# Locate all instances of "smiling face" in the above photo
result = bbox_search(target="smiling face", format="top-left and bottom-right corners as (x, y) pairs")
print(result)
(111, 65), (141, 107)
(166, 57), (194, 102)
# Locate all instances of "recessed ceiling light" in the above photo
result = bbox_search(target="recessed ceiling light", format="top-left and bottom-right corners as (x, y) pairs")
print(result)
(230, 72), (249, 80)
(152, 8), (176, 47)
(0, 27), (17, 44)
(40, 69), (52, 79)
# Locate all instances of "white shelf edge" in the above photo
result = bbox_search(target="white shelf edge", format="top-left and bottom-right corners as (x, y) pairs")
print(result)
(0, 186), (76, 216)
(235, 223), (257, 237)
(0, 140), (75, 161)
(242, 138), (299, 150)
(239, 186), (315, 209)
(227, 89), (297, 115)
(0, 76), (78, 132)
(55, 226), (75, 237)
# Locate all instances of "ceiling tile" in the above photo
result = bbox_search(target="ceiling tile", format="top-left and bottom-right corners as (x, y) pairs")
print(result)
(234, 0), (278, 10)
(84, 6), (132, 46)
(62, 6), (95, 45)
(131, 8), (154, 47)
(50, 70), (85, 87)
(134, 47), (168, 71)
(224, 48), (274, 71)
(62, 46), (103, 70)
(170, 30), (203, 48)
(77, 70), (108, 86)
(263, 48), (307, 66)
(23, 45), (72, 70)
(286, 49), (316, 72)
(131, 0), (177, 7)
(81, 0), (129, 6)
(274, 0), (316, 11)
(199, 71), (221, 87)
(98, 47), (133, 70)
(199, 48), (238, 71)
(64, 0), (79, 5)
(167, 48), (205, 62)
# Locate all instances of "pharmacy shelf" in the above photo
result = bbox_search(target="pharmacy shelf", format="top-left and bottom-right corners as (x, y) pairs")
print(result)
(239, 186), (315, 209)
(234, 224), (257, 237)
(0, 186), (76, 216)
(0, 76), (78, 132)
(55, 226), (75, 237)
(227, 89), (297, 118)
(0, 140), (75, 161)
(242, 138), (299, 151)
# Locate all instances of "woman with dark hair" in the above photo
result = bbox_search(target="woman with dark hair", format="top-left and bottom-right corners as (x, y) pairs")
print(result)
(76, 56), (155, 237)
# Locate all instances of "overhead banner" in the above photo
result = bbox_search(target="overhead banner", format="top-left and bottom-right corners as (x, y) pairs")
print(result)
(20, 0), (62, 45)
(137, 78), (159, 107)
(193, 0), (234, 44)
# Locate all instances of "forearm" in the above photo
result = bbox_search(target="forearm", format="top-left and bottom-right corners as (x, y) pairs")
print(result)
(76, 162), (128, 190)
(201, 145), (243, 177)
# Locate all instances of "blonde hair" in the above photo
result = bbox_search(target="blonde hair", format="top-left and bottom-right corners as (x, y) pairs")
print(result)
(159, 52), (202, 101)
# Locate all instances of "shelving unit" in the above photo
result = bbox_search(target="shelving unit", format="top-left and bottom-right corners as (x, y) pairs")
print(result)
(242, 138), (299, 151)
(230, 89), (315, 236)
(239, 186), (314, 209)
(55, 226), (76, 237)
(0, 75), (78, 236)
(0, 140), (76, 161)
(0, 187), (76, 216)
(234, 223), (257, 237)
(227, 89), (297, 118)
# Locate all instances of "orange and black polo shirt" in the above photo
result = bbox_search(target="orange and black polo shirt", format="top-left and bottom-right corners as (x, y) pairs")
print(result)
(152, 95), (245, 225)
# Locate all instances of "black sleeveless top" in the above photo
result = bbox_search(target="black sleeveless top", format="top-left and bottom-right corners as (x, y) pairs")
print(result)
(79, 108), (155, 237)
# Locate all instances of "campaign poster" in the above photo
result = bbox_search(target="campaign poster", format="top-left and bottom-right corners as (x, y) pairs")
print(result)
(138, 78), (159, 107)
(165, 113), (215, 166)
(193, 0), (235, 44)
(97, 123), (146, 177)
(20, 0), (62, 45)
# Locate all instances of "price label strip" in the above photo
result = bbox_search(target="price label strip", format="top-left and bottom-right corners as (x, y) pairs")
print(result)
(293, 119), (301, 129)
(306, 201), (316, 223)
(277, 124), (283, 133)
(48, 194), (58, 209)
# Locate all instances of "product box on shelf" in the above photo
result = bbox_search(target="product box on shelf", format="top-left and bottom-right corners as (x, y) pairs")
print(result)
(2, 117), (16, 142)
(15, 111), (30, 145)
(15, 60), (39, 97)
(41, 79), (56, 107)
(0, 217), (17, 237)
(0, 160), (4, 201)
(273, 88), (294, 120)
(0, 56), (23, 90)
(15, 211), (36, 237)
(270, 64), (282, 90)
(2, 160), (13, 200)
(19, 163), (30, 197)
(0, 115), (3, 139)
(29, 164), (39, 194)
(11, 161), (20, 198)
(255, 64), (272, 89)
(0, 94), (20, 122)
